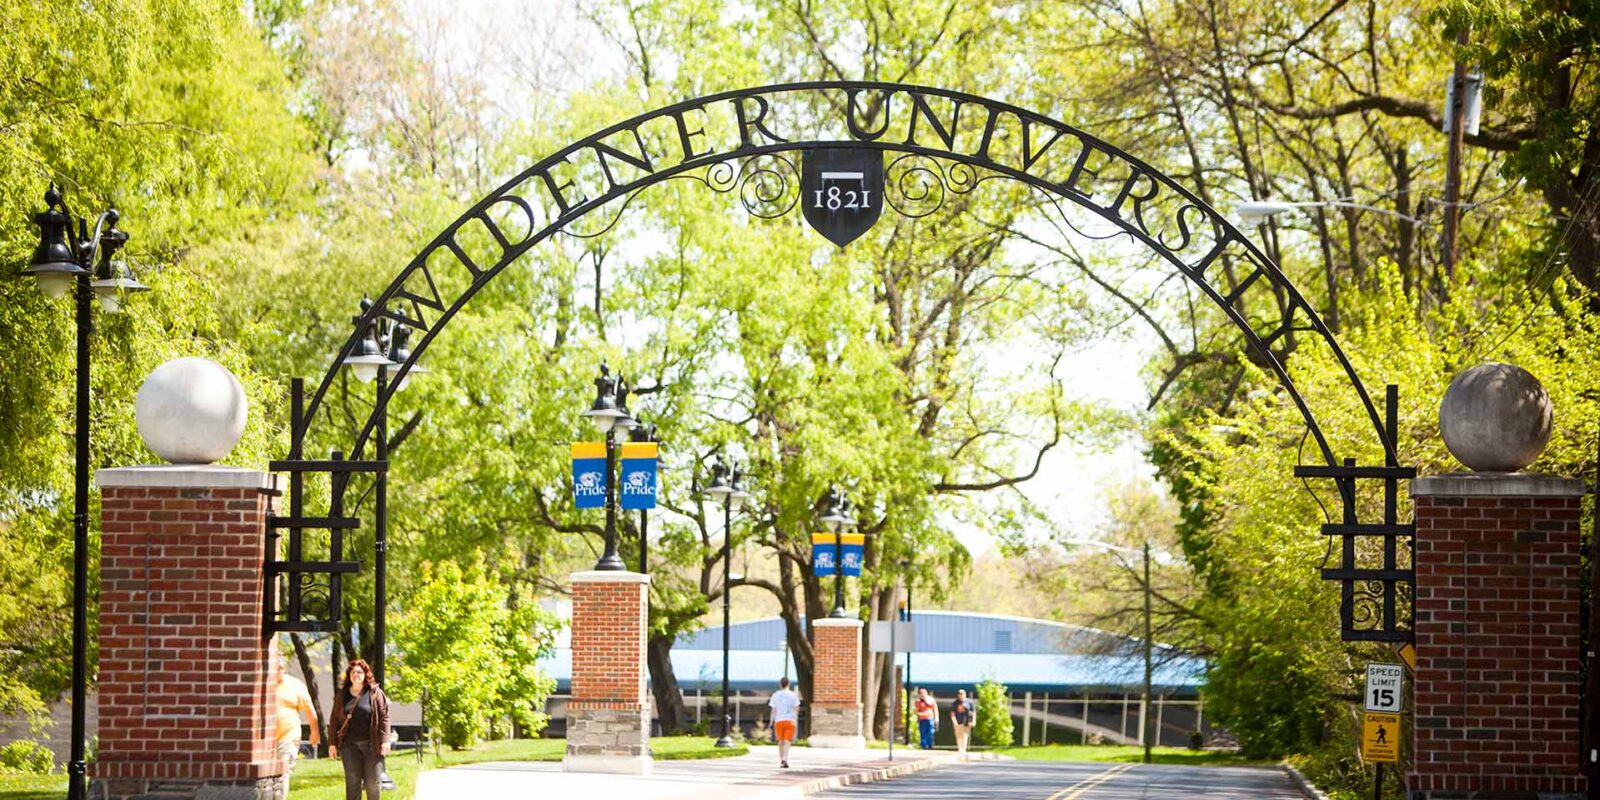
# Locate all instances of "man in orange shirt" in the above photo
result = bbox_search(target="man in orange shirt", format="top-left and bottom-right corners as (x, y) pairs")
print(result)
(275, 653), (321, 799)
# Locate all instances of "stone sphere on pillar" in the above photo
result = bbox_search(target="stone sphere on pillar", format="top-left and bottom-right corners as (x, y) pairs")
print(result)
(1438, 362), (1552, 473)
(134, 357), (249, 464)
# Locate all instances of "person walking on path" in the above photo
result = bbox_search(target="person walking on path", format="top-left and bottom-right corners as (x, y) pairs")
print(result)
(275, 653), (322, 799)
(328, 659), (390, 800)
(767, 676), (801, 768)
(949, 689), (976, 759)
(914, 687), (938, 750)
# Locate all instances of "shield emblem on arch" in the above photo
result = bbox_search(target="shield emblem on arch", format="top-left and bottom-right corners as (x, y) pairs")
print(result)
(801, 149), (885, 247)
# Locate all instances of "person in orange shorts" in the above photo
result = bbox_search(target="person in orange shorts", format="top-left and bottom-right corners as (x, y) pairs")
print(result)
(767, 676), (801, 768)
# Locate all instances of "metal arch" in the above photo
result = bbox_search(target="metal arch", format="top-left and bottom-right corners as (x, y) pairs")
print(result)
(280, 81), (1412, 641)
(300, 81), (1395, 469)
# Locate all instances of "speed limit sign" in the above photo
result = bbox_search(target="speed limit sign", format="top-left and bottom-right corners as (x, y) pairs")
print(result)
(1365, 663), (1404, 713)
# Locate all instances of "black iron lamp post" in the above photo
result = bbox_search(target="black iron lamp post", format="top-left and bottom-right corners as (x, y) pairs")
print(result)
(900, 557), (913, 745)
(579, 363), (636, 571)
(21, 185), (152, 800)
(339, 297), (427, 686)
(340, 298), (426, 790)
(818, 488), (856, 618)
(703, 458), (750, 748)
(629, 421), (659, 574)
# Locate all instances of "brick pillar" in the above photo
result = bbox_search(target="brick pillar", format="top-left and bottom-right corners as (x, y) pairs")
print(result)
(93, 466), (283, 800)
(564, 571), (652, 774)
(1409, 473), (1588, 799)
(809, 618), (865, 748)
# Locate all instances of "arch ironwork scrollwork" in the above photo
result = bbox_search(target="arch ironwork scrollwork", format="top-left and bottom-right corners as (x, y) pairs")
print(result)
(268, 80), (1412, 643)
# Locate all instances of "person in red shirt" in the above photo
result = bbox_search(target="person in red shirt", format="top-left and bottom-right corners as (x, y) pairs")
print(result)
(914, 687), (938, 749)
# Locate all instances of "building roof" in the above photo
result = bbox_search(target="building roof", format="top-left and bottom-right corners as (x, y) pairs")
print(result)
(541, 610), (1205, 695)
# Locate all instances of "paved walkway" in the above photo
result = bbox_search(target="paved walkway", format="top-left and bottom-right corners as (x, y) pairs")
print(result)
(813, 759), (1308, 799)
(415, 746), (975, 800)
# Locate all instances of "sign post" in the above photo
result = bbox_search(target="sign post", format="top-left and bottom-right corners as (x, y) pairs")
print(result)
(1362, 662), (1405, 798)
(869, 619), (915, 761)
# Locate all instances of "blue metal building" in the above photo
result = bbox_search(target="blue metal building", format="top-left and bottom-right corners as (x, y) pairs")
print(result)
(542, 611), (1210, 747)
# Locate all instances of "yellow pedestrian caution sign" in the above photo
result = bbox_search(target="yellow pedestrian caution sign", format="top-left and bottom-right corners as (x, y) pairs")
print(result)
(1362, 712), (1400, 763)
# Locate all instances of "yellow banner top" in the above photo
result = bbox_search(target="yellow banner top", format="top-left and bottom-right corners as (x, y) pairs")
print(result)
(619, 442), (658, 459)
(841, 533), (866, 546)
(571, 442), (605, 459)
(812, 533), (837, 546)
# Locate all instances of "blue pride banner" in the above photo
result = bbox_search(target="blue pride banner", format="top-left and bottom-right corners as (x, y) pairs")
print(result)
(811, 533), (838, 577)
(619, 442), (659, 510)
(841, 533), (865, 577)
(571, 442), (607, 509)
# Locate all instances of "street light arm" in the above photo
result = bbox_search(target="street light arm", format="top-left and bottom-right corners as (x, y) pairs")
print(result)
(1319, 200), (1423, 225)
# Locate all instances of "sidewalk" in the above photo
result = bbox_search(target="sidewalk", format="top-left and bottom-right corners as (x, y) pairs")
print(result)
(415, 746), (991, 800)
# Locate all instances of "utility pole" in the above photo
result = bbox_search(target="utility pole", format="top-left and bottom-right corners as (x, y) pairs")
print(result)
(1441, 27), (1470, 289)
(1585, 429), (1600, 796)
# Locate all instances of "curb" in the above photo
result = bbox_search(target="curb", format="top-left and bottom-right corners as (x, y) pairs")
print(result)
(734, 751), (1001, 800)
(1282, 763), (1330, 800)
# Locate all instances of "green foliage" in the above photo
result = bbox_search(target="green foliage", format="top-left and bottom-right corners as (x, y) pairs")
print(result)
(0, 0), (309, 716)
(0, 741), (54, 776)
(973, 679), (1013, 747)
(390, 561), (559, 749)
(1164, 263), (1598, 758)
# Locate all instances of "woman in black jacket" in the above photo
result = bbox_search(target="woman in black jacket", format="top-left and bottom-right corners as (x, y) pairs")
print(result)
(327, 659), (391, 800)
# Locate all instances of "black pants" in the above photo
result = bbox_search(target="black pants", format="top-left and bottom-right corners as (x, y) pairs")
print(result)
(340, 740), (380, 800)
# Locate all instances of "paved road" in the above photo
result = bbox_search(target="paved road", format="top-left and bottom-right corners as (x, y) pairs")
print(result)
(813, 759), (1306, 799)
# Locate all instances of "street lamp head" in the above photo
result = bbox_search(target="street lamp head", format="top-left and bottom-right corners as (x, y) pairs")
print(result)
(729, 467), (752, 511)
(24, 203), (87, 299)
(629, 419), (658, 443)
(818, 487), (854, 533)
(580, 362), (631, 433)
(89, 229), (148, 313)
(386, 323), (427, 391)
(343, 299), (396, 383)
(1234, 200), (1297, 226)
(703, 458), (733, 500)
(612, 374), (637, 432)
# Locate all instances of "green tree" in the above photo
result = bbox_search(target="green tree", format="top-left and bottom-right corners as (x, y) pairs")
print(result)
(390, 561), (559, 748)
(0, 0), (311, 718)
(973, 679), (1013, 747)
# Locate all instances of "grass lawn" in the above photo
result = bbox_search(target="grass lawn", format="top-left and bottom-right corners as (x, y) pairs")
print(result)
(0, 736), (748, 800)
(997, 744), (1275, 767)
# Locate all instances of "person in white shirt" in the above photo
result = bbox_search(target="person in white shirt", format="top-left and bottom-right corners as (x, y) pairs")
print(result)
(767, 677), (801, 768)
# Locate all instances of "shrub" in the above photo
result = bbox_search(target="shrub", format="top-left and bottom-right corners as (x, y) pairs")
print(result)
(0, 740), (54, 775)
(391, 561), (560, 749)
(972, 679), (1013, 747)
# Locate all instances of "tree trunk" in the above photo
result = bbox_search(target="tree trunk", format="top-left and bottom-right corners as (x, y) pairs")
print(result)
(647, 632), (689, 734)
(290, 633), (327, 754)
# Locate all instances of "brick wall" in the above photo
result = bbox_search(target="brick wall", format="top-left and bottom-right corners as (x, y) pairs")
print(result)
(1409, 474), (1588, 798)
(94, 469), (283, 799)
(812, 621), (861, 706)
